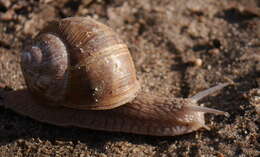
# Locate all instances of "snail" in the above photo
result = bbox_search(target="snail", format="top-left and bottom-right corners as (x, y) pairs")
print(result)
(0, 17), (229, 136)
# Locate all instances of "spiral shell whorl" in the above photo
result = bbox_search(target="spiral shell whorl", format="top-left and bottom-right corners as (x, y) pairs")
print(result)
(21, 33), (69, 104)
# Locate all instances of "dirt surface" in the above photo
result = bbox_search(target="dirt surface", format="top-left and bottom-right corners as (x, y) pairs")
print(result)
(0, 0), (259, 156)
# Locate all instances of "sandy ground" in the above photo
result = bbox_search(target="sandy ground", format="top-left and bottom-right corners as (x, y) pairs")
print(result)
(0, 0), (259, 156)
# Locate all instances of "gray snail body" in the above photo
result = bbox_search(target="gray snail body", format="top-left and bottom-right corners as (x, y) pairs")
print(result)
(1, 17), (228, 136)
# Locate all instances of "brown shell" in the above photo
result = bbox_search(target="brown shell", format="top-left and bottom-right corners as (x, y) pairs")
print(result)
(21, 17), (140, 110)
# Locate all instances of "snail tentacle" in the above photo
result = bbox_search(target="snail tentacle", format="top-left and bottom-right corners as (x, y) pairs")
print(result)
(183, 83), (230, 117)
(190, 83), (229, 101)
(183, 105), (229, 116)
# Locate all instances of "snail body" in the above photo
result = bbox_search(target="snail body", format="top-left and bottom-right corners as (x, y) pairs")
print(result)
(1, 17), (228, 136)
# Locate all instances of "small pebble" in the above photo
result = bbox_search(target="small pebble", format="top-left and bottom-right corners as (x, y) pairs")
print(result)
(0, 0), (11, 8)
(194, 58), (203, 66)
(208, 48), (220, 55)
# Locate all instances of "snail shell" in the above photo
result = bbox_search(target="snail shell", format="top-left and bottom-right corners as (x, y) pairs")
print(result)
(1, 17), (229, 136)
(21, 17), (140, 110)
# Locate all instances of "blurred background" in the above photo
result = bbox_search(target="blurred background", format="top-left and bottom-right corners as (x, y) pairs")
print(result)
(0, 0), (259, 156)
